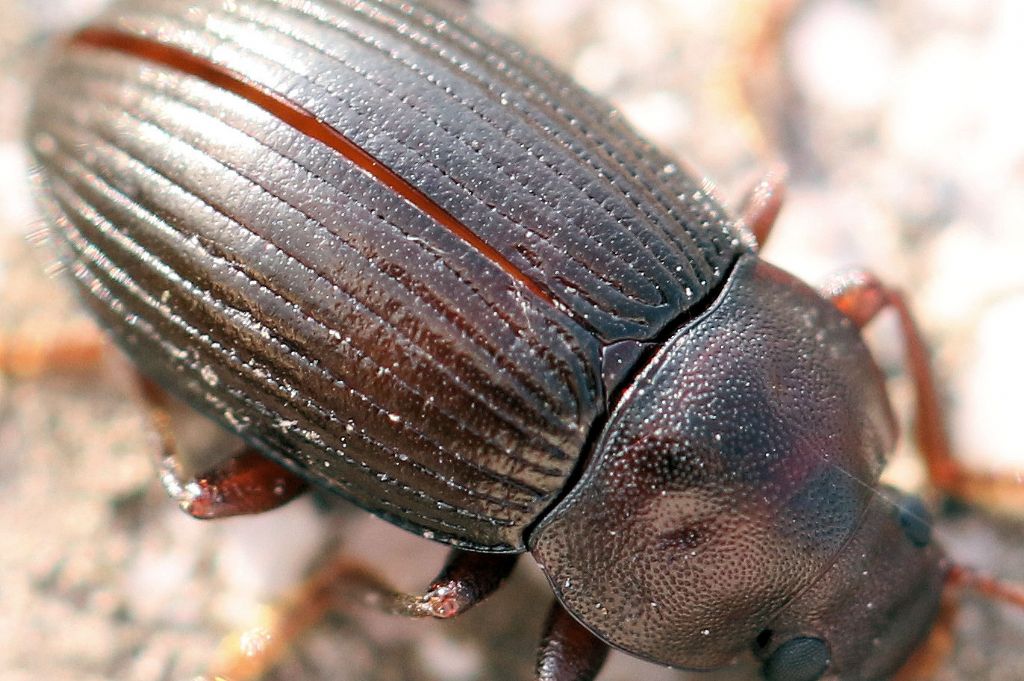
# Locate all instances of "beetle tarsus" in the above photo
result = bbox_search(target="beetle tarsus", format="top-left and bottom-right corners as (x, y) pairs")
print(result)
(536, 600), (609, 681)
(211, 558), (394, 681)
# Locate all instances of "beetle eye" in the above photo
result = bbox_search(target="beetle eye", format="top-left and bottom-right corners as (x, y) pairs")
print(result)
(762, 636), (829, 681)
(894, 494), (933, 547)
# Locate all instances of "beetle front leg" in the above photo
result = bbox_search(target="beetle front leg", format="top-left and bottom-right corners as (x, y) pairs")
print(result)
(822, 269), (1024, 513)
(136, 374), (308, 518)
(536, 601), (609, 681)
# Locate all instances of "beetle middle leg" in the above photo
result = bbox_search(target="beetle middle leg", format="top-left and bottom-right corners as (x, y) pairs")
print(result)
(135, 374), (308, 518)
(135, 373), (531, 677)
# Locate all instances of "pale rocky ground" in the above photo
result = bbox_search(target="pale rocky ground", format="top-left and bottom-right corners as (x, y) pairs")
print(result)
(2, 1), (1024, 680)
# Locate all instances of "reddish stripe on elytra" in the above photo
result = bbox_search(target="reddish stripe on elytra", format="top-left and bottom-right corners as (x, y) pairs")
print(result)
(71, 28), (554, 305)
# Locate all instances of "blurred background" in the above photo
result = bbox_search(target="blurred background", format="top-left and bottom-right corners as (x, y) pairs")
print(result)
(2, 0), (1024, 679)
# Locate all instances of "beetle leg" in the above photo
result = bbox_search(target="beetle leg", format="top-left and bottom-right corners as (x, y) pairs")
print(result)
(253, 544), (517, 622)
(901, 564), (1024, 681)
(946, 563), (1024, 607)
(735, 164), (787, 248)
(156, 446), (308, 519)
(535, 600), (609, 681)
(0, 328), (106, 376)
(724, 0), (801, 158)
(136, 374), (308, 518)
(281, 548), (516, 619)
(392, 548), (519, 618)
(822, 269), (1024, 512)
(210, 549), (518, 680)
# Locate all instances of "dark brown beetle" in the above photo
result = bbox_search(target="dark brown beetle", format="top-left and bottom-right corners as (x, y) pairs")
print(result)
(23, 1), (1024, 680)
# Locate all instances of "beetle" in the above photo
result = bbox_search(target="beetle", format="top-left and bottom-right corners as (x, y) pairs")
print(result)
(22, 0), (1024, 679)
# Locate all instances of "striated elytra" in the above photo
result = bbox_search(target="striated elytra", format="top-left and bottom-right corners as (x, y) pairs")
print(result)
(27, 1), (987, 680)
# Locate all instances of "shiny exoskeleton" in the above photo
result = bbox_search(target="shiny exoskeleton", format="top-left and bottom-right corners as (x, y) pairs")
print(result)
(27, 1), (982, 680)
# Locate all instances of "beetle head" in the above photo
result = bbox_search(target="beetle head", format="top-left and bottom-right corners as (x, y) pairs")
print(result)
(529, 255), (940, 677)
(750, 488), (947, 680)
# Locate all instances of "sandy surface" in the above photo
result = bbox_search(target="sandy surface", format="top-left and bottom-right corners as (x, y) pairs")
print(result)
(2, 1), (1024, 680)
